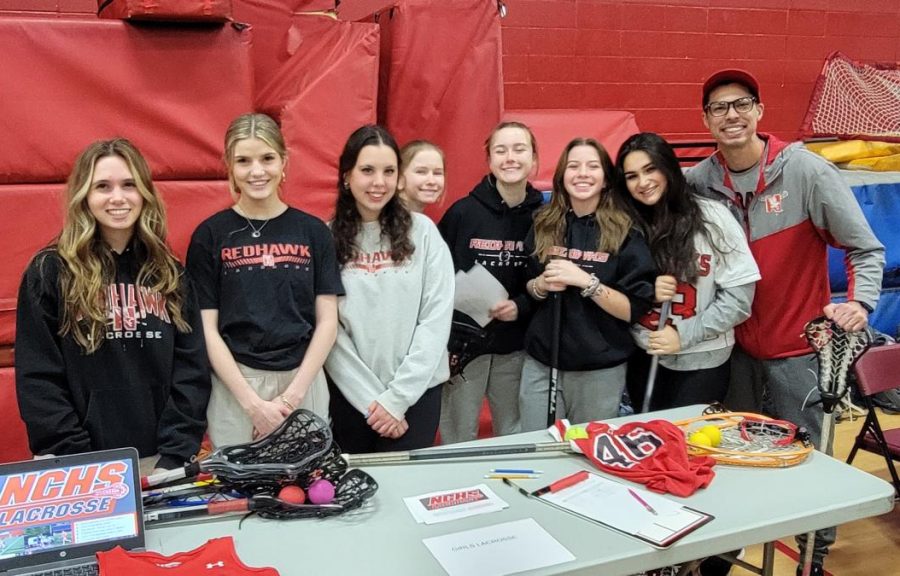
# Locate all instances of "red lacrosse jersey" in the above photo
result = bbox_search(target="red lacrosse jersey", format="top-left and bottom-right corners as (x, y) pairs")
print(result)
(98, 537), (280, 575)
(551, 419), (716, 497)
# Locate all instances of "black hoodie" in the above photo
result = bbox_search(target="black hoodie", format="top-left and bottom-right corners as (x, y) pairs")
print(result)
(524, 211), (656, 371)
(438, 175), (545, 354)
(15, 247), (211, 470)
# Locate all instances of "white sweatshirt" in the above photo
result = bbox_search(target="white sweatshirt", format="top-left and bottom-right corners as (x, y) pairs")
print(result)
(325, 213), (454, 419)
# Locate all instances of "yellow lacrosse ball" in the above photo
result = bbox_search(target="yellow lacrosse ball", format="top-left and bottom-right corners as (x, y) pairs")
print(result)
(698, 425), (722, 447)
(565, 426), (589, 441)
(688, 431), (713, 447)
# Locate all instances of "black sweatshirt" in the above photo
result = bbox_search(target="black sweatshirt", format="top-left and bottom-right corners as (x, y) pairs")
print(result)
(438, 176), (545, 354)
(524, 212), (656, 371)
(15, 247), (211, 470)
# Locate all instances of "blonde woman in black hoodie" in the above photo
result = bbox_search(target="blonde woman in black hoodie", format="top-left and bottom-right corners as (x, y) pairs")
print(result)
(16, 139), (210, 474)
(520, 138), (655, 431)
(437, 122), (543, 444)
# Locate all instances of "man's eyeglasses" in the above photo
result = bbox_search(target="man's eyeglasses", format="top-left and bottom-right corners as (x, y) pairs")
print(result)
(704, 96), (758, 117)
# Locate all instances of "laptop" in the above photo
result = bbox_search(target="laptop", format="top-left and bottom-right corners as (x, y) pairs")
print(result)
(0, 448), (144, 575)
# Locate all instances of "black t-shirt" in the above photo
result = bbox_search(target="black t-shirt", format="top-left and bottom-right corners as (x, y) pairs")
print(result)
(187, 207), (344, 370)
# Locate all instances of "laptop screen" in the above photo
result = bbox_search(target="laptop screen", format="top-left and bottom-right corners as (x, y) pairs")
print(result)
(0, 448), (144, 572)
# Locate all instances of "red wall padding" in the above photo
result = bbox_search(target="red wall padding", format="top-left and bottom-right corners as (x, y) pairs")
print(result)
(97, 0), (233, 22)
(503, 109), (641, 192)
(0, 367), (32, 463)
(372, 0), (503, 221)
(0, 181), (231, 348)
(0, 18), (252, 184)
(258, 15), (379, 220)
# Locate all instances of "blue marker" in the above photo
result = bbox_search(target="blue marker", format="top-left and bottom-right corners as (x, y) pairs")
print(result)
(490, 468), (542, 475)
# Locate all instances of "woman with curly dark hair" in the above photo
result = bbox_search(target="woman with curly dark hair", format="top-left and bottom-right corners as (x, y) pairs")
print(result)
(617, 132), (759, 413)
(325, 125), (454, 452)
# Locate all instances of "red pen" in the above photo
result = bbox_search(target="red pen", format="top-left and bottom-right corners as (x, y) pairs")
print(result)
(531, 470), (590, 497)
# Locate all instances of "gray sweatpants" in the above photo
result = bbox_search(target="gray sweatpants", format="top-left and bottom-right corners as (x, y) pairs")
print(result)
(727, 346), (834, 565)
(518, 354), (626, 432)
(439, 351), (524, 444)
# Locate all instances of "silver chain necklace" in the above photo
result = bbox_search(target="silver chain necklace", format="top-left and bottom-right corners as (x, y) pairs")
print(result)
(234, 207), (272, 238)
(244, 216), (270, 238)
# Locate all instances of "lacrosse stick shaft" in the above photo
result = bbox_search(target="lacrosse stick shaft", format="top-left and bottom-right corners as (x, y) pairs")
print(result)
(547, 292), (562, 427)
(801, 410), (835, 575)
(141, 461), (202, 489)
(344, 441), (573, 467)
(143, 499), (341, 525)
(642, 300), (672, 413)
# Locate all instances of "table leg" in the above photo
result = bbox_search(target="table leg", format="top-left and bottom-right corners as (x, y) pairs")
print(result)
(761, 541), (775, 576)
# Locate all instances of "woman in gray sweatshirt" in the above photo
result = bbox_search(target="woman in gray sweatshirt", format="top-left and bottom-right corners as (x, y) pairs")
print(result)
(325, 125), (455, 453)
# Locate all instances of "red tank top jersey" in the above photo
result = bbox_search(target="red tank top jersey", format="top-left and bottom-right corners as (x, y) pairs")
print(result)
(98, 537), (280, 575)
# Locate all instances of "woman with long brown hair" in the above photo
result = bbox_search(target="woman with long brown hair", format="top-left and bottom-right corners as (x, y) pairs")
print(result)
(519, 137), (655, 431)
(325, 125), (454, 453)
(16, 138), (210, 473)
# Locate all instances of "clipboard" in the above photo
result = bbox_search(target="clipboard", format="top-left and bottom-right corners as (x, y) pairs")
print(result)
(533, 471), (713, 548)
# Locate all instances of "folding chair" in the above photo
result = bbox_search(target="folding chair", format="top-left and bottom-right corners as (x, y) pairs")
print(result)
(847, 344), (900, 496)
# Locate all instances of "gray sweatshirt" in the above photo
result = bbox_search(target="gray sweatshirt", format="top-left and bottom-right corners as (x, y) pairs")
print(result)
(325, 213), (454, 419)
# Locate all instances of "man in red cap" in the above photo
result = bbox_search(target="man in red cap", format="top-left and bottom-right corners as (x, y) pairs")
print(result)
(688, 69), (885, 576)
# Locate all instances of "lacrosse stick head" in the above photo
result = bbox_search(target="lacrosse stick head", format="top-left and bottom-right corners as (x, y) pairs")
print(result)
(677, 410), (813, 468)
(207, 409), (334, 485)
(804, 316), (871, 414)
(254, 469), (379, 520)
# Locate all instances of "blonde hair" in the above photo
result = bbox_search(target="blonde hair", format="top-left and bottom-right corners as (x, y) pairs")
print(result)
(399, 140), (446, 208)
(223, 113), (287, 197)
(55, 138), (190, 353)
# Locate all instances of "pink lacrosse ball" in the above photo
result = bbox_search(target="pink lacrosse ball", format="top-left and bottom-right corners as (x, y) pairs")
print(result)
(307, 479), (336, 504)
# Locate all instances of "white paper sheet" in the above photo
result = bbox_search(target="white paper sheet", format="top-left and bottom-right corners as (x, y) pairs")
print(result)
(404, 484), (508, 525)
(454, 263), (509, 327)
(540, 473), (711, 547)
(423, 518), (575, 576)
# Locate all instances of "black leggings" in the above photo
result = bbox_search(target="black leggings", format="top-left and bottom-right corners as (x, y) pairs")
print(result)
(626, 351), (731, 413)
(328, 380), (442, 453)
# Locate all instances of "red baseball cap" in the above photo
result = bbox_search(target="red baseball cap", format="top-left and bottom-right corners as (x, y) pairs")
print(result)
(702, 69), (760, 106)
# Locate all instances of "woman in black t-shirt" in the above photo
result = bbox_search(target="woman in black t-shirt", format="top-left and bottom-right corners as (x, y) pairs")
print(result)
(186, 113), (343, 448)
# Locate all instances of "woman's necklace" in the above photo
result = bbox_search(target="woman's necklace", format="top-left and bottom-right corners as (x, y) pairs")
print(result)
(244, 216), (270, 238)
(234, 206), (273, 238)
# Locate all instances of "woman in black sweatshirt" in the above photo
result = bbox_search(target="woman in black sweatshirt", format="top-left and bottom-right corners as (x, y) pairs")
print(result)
(15, 139), (210, 474)
(437, 121), (543, 444)
(520, 137), (655, 431)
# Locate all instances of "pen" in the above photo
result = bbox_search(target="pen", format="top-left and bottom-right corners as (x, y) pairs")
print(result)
(531, 470), (590, 497)
(502, 477), (532, 498)
(490, 469), (543, 474)
(484, 474), (542, 480)
(628, 488), (658, 515)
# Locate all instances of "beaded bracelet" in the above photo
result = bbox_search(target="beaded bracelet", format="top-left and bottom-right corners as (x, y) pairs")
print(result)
(529, 279), (548, 300)
(580, 273), (602, 298)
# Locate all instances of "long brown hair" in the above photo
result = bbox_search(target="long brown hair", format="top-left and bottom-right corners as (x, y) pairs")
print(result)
(533, 138), (632, 263)
(52, 138), (190, 353)
(332, 125), (414, 265)
(615, 132), (728, 281)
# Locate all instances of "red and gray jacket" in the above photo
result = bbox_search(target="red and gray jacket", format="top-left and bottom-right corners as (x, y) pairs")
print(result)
(687, 134), (884, 360)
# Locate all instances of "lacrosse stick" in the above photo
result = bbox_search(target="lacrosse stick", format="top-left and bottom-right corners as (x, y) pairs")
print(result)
(144, 469), (378, 524)
(675, 409), (813, 468)
(547, 292), (563, 426)
(344, 440), (574, 466)
(142, 410), (334, 489)
(642, 300), (672, 413)
(799, 316), (870, 576)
